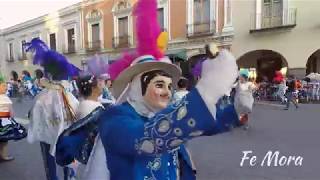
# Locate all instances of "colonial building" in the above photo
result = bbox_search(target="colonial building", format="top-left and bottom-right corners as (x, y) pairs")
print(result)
(0, 2), (82, 76)
(0, 0), (234, 79)
(232, 0), (320, 81)
(80, 0), (233, 78)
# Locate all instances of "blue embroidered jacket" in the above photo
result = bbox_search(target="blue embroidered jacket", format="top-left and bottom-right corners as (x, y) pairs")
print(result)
(99, 88), (240, 180)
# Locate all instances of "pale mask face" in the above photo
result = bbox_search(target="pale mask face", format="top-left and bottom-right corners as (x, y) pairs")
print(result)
(143, 75), (173, 110)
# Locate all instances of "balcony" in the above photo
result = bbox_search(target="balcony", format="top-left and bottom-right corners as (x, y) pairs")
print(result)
(113, 35), (131, 49)
(250, 8), (297, 33)
(6, 57), (14, 62)
(63, 44), (76, 54)
(85, 40), (101, 52)
(18, 54), (27, 61)
(186, 21), (215, 38)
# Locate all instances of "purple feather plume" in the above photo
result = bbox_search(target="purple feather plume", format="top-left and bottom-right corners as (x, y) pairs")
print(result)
(192, 60), (204, 77)
(25, 38), (80, 80)
(85, 54), (109, 77)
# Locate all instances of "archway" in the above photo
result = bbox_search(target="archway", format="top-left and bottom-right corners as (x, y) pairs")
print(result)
(237, 50), (288, 82)
(306, 49), (320, 75)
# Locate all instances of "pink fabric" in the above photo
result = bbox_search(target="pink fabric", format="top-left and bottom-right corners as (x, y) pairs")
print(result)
(134, 0), (162, 59)
(108, 0), (163, 80)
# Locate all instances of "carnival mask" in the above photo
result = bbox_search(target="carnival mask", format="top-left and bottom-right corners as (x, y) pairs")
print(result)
(143, 75), (173, 110)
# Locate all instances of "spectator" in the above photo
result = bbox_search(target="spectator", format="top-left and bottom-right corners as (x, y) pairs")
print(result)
(284, 75), (299, 110)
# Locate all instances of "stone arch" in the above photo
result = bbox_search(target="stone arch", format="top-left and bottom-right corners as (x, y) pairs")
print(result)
(237, 49), (288, 82)
(306, 49), (320, 75)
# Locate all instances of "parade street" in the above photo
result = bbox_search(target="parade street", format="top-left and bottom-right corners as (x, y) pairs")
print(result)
(0, 98), (319, 180)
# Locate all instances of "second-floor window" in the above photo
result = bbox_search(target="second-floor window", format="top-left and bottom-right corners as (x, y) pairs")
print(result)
(262, 0), (283, 27)
(157, 8), (165, 31)
(21, 40), (26, 60)
(9, 43), (14, 61)
(67, 28), (75, 53)
(49, 33), (56, 51)
(91, 23), (100, 49)
(193, 0), (210, 33)
(118, 16), (129, 47)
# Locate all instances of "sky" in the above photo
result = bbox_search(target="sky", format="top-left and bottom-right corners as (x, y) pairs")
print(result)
(0, 0), (81, 29)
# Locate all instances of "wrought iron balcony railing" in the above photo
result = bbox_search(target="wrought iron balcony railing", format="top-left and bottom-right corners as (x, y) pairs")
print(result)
(85, 40), (101, 51)
(63, 44), (76, 54)
(186, 21), (216, 37)
(112, 35), (131, 49)
(6, 58), (14, 62)
(250, 8), (297, 33)
(18, 54), (27, 61)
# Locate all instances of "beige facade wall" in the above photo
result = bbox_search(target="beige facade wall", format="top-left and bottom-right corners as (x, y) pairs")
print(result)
(231, 0), (320, 71)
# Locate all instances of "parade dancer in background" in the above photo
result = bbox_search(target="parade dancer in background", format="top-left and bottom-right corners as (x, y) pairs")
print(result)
(56, 55), (111, 180)
(234, 69), (256, 129)
(33, 69), (45, 94)
(0, 74), (27, 162)
(85, 55), (115, 107)
(284, 75), (299, 110)
(25, 38), (80, 180)
(56, 76), (110, 180)
(98, 74), (116, 108)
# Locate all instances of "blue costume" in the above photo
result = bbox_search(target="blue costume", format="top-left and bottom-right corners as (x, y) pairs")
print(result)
(98, 89), (240, 180)
(56, 90), (240, 180)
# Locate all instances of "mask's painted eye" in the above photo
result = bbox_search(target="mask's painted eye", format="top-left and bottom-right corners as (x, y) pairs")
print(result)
(155, 83), (164, 88)
(168, 84), (172, 91)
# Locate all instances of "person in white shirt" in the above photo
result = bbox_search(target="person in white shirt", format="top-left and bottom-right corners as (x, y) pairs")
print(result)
(172, 77), (189, 104)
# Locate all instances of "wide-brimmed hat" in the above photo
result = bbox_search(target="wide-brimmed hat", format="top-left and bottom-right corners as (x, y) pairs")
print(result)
(112, 55), (181, 99)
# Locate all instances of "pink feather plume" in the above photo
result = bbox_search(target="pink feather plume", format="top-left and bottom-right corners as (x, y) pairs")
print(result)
(134, 0), (163, 59)
(108, 0), (163, 80)
(108, 52), (138, 80)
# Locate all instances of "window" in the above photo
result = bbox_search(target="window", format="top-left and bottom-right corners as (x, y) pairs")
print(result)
(67, 28), (75, 53)
(112, 0), (133, 48)
(21, 40), (26, 60)
(157, 8), (165, 31)
(49, 33), (56, 51)
(193, 0), (210, 33)
(262, 0), (283, 27)
(91, 23), (100, 49)
(194, 0), (210, 24)
(118, 17), (128, 37)
(9, 43), (14, 61)
(118, 17), (129, 46)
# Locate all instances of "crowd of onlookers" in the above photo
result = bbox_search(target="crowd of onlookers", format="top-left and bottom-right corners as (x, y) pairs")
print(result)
(6, 70), (45, 98)
(252, 75), (320, 104)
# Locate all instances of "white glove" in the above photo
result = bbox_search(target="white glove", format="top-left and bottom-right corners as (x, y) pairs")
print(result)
(196, 49), (238, 116)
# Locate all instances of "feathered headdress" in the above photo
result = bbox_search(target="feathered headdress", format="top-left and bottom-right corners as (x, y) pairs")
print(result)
(24, 38), (80, 81)
(84, 54), (109, 78)
(108, 0), (165, 80)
